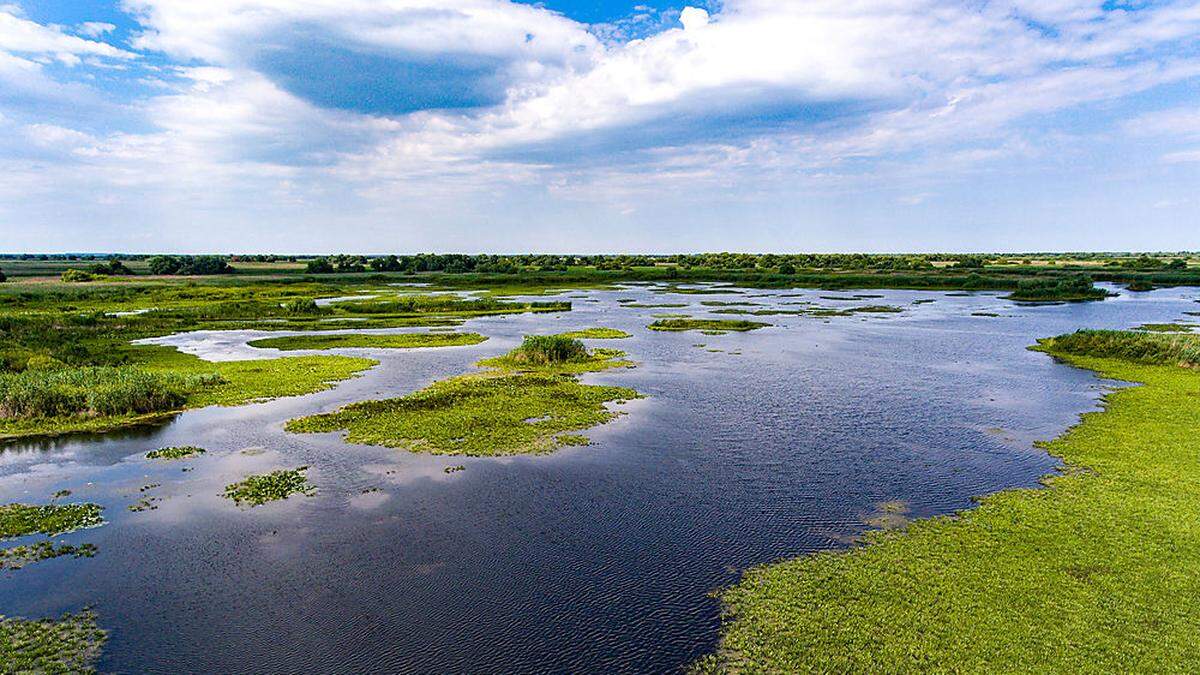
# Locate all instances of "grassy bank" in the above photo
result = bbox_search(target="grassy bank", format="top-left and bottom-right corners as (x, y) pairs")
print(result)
(699, 330), (1200, 672)
(287, 336), (641, 455)
(0, 346), (375, 441)
(246, 332), (488, 351)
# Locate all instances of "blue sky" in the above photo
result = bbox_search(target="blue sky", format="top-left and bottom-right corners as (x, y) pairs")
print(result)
(0, 0), (1197, 253)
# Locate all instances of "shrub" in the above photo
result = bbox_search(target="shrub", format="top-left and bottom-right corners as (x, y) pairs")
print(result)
(511, 335), (588, 365)
(282, 298), (326, 315)
(60, 269), (95, 283)
(0, 267), (6, 282)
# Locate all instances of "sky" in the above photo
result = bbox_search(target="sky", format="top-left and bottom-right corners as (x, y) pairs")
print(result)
(0, 0), (1198, 254)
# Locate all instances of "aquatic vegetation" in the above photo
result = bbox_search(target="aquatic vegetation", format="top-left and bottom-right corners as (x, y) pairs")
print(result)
(288, 338), (641, 456)
(0, 609), (106, 673)
(972, 311), (1001, 317)
(223, 468), (315, 506)
(652, 313), (691, 319)
(700, 332), (1200, 671)
(0, 366), (208, 420)
(146, 445), (206, 460)
(625, 303), (688, 308)
(0, 503), (104, 539)
(247, 332), (488, 351)
(555, 328), (631, 340)
(848, 305), (903, 313)
(647, 318), (770, 333)
(700, 301), (758, 307)
(444, 465), (465, 474)
(0, 541), (96, 570)
(711, 308), (809, 317)
(1007, 274), (1109, 302)
(128, 497), (160, 512)
(1135, 323), (1196, 333)
(1038, 330), (1200, 368)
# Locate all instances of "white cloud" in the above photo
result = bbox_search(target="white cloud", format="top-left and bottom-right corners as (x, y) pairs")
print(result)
(77, 21), (117, 38)
(0, 6), (132, 60)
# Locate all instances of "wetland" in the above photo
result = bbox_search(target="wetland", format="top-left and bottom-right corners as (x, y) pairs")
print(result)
(1, 270), (1198, 672)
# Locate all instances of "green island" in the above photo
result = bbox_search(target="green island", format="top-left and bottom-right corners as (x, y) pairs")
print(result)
(555, 327), (632, 340)
(696, 329), (1200, 672)
(0, 503), (104, 539)
(246, 332), (488, 351)
(146, 445), (206, 460)
(223, 467), (315, 506)
(647, 318), (771, 333)
(286, 335), (641, 456)
(0, 609), (106, 674)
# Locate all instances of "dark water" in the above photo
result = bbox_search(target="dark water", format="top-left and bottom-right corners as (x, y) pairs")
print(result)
(1, 284), (1196, 673)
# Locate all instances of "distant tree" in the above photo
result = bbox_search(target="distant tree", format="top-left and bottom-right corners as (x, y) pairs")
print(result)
(306, 258), (335, 274)
(1167, 258), (1188, 270)
(148, 255), (183, 275)
(0, 267), (6, 283)
(777, 262), (796, 275)
(88, 259), (134, 275)
(955, 255), (987, 269)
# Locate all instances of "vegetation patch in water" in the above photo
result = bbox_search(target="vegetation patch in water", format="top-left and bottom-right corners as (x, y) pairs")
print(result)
(555, 328), (631, 340)
(698, 331), (1200, 671)
(287, 338), (640, 456)
(0, 503), (104, 539)
(0, 541), (96, 570)
(1135, 323), (1196, 333)
(0, 609), (107, 673)
(247, 332), (487, 351)
(647, 318), (770, 333)
(223, 467), (315, 507)
(146, 445), (205, 460)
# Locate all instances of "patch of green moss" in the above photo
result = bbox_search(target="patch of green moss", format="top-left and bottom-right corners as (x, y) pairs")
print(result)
(700, 332), (1200, 671)
(223, 467), (315, 507)
(246, 332), (488, 350)
(0, 609), (106, 674)
(555, 328), (631, 340)
(146, 445), (205, 460)
(647, 318), (770, 333)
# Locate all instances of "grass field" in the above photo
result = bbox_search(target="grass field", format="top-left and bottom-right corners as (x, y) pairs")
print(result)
(698, 331), (1200, 672)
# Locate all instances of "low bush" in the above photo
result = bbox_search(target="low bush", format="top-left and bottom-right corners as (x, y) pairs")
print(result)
(511, 335), (588, 365)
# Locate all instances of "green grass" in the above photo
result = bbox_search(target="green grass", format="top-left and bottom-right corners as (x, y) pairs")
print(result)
(0, 503), (103, 539)
(698, 331), (1200, 672)
(647, 318), (770, 333)
(1136, 323), (1197, 334)
(0, 346), (375, 440)
(246, 332), (488, 351)
(0, 366), (208, 420)
(287, 338), (641, 456)
(223, 467), (315, 506)
(0, 609), (106, 674)
(1042, 329), (1200, 368)
(146, 445), (205, 460)
(555, 328), (632, 340)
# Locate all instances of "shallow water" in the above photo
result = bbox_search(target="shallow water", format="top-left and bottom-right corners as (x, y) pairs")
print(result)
(2, 283), (1197, 673)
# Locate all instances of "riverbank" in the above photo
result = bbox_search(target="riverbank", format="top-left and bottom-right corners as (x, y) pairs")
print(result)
(699, 331), (1200, 672)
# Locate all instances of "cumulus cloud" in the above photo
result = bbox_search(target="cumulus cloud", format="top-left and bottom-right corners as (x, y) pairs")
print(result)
(3, 0), (1200, 249)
